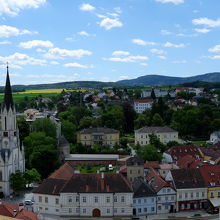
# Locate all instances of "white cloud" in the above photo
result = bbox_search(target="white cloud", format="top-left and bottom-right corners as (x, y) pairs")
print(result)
(192, 17), (220, 28)
(50, 61), (59, 65)
(119, 75), (129, 80)
(19, 40), (53, 49)
(150, 48), (166, 54)
(103, 55), (148, 63)
(157, 55), (167, 59)
(114, 7), (122, 14)
(161, 29), (172, 35)
(194, 28), (211, 33)
(112, 51), (130, 56)
(172, 60), (187, 63)
(163, 41), (186, 48)
(79, 3), (95, 11)
(64, 62), (94, 69)
(209, 45), (220, 53)
(132, 38), (156, 46)
(0, 52), (46, 67)
(140, 63), (148, 66)
(0, 40), (11, 44)
(44, 47), (92, 59)
(0, 25), (37, 38)
(77, 31), (89, 37)
(99, 17), (123, 30)
(0, 0), (46, 16)
(210, 55), (220, 60)
(155, 0), (184, 4)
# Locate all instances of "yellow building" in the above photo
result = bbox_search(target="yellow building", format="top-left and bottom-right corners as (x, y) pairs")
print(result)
(77, 127), (120, 146)
(135, 126), (179, 146)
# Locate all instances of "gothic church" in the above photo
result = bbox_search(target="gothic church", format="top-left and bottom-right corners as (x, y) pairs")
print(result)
(0, 66), (25, 197)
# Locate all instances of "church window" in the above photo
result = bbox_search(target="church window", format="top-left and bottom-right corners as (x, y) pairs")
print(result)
(14, 132), (16, 136)
(5, 117), (7, 130)
(0, 171), (2, 181)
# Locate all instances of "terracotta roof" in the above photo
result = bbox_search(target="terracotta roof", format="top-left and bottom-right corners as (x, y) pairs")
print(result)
(199, 164), (220, 187)
(171, 168), (206, 189)
(78, 127), (119, 134)
(177, 155), (202, 169)
(134, 99), (153, 103)
(144, 161), (160, 169)
(32, 178), (67, 195)
(136, 126), (177, 134)
(0, 202), (37, 220)
(146, 168), (173, 193)
(61, 173), (132, 193)
(165, 145), (202, 162)
(132, 178), (156, 198)
(159, 163), (179, 170)
(49, 162), (74, 180)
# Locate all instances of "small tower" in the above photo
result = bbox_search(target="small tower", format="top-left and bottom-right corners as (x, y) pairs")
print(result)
(0, 65), (25, 197)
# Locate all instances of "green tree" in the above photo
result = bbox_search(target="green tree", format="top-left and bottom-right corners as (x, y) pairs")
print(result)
(79, 116), (94, 129)
(134, 114), (149, 129)
(17, 116), (30, 142)
(137, 145), (162, 162)
(24, 168), (41, 186)
(151, 89), (156, 100)
(122, 103), (136, 133)
(61, 120), (76, 143)
(149, 133), (166, 152)
(31, 118), (56, 138)
(151, 113), (164, 126)
(10, 171), (25, 193)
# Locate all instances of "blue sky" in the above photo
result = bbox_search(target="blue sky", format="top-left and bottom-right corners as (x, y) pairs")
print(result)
(0, 0), (220, 85)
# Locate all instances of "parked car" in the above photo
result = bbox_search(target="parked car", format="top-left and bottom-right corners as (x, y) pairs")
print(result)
(24, 200), (34, 206)
(207, 207), (219, 214)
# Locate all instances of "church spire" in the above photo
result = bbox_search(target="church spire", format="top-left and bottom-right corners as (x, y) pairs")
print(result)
(3, 63), (14, 111)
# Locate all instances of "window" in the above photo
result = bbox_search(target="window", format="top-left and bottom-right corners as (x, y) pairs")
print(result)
(134, 199), (136, 203)
(185, 193), (188, 198)
(107, 208), (110, 213)
(69, 208), (72, 213)
(114, 196), (117, 202)
(196, 192), (199, 198)
(83, 208), (86, 214)
(138, 199), (141, 204)
(157, 197), (161, 201)
(56, 209), (59, 212)
(76, 208), (80, 213)
(165, 196), (168, 201)
(179, 194), (182, 199)
(95, 196), (98, 203)
(106, 197), (110, 203)
(151, 207), (155, 212)
(138, 169), (140, 174)
(151, 198), (154, 202)
(45, 197), (48, 203)
(55, 198), (59, 204)
(167, 189), (171, 193)
(39, 207), (42, 210)
(76, 196), (79, 202)
(144, 208), (147, 212)
(121, 208), (125, 213)
(138, 208), (142, 213)
(45, 208), (48, 211)
(171, 196), (174, 200)
(218, 192), (220, 197)
(3, 132), (8, 137)
(68, 196), (72, 203)
(121, 196), (125, 202)
(191, 192), (194, 198)
(83, 197), (86, 203)
(165, 205), (168, 210)
(39, 196), (42, 202)
(144, 199), (147, 203)
(211, 192), (214, 198)
(202, 192), (205, 197)
(158, 206), (161, 210)
(114, 208), (117, 213)
(130, 170), (132, 174)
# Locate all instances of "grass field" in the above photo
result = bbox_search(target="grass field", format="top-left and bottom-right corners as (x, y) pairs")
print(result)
(18, 88), (87, 94)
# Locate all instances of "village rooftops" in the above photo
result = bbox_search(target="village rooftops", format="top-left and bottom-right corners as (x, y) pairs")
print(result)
(78, 127), (119, 134)
(126, 156), (144, 166)
(135, 126), (177, 134)
(170, 168), (206, 189)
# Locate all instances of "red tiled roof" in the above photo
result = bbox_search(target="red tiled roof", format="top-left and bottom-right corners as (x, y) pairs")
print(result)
(177, 155), (201, 169)
(146, 168), (173, 192)
(144, 161), (160, 169)
(200, 143), (220, 161)
(0, 202), (37, 220)
(49, 162), (74, 180)
(199, 164), (220, 187)
(165, 145), (202, 162)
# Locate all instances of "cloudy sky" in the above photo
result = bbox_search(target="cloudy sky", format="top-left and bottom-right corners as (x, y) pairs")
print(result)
(0, 0), (220, 85)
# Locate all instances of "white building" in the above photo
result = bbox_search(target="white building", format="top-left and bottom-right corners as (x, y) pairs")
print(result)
(0, 66), (25, 197)
(134, 99), (153, 113)
(33, 163), (133, 217)
(210, 131), (220, 144)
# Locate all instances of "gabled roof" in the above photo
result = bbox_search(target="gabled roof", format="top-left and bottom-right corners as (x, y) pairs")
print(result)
(146, 168), (173, 193)
(0, 202), (38, 220)
(136, 126), (177, 134)
(126, 156), (144, 166)
(171, 168), (206, 189)
(132, 178), (156, 198)
(61, 173), (132, 193)
(199, 164), (220, 187)
(200, 143), (220, 161)
(177, 155), (201, 169)
(78, 127), (119, 134)
(144, 161), (160, 169)
(165, 145), (202, 162)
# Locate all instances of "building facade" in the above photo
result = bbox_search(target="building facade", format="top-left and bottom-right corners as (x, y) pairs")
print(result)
(135, 126), (179, 146)
(77, 127), (120, 146)
(0, 66), (25, 197)
(134, 99), (153, 113)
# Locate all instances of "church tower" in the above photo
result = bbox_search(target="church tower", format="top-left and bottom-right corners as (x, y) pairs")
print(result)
(0, 65), (25, 197)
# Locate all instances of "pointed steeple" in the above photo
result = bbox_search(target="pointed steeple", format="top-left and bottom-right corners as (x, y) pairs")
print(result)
(3, 64), (14, 111)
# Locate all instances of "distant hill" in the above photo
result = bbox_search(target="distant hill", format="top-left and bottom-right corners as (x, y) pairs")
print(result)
(118, 72), (220, 86)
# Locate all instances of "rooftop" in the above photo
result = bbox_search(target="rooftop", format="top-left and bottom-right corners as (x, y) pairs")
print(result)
(78, 127), (119, 134)
(136, 126), (177, 134)
(65, 154), (119, 161)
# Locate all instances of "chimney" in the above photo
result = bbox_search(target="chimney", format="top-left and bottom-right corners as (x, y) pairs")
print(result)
(101, 172), (104, 179)
(100, 173), (105, 192)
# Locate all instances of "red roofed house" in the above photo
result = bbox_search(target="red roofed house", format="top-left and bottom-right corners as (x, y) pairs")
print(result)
(33, 162), (133, 218)
(163, 145), (202, 163)
(0, 201), (38, 220)
(146, 168), (176, 214)
(177, 155), (202, 169)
